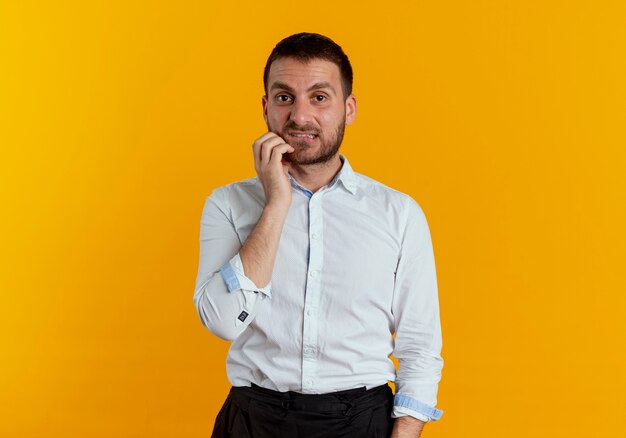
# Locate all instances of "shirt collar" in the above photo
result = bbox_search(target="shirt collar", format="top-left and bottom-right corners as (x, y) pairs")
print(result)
(287, 154), (358, 197)
(330, 154), (358, 195)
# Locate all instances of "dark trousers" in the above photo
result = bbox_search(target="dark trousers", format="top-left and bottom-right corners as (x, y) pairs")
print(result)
(211, 383), (395, 438)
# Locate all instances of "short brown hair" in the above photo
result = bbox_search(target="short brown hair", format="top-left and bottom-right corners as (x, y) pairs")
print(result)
(263, 33), (354, 99)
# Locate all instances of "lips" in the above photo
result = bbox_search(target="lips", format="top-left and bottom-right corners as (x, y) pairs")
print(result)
(287, 132), (318, 139)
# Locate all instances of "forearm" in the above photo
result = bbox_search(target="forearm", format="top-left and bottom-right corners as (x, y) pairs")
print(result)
(240, 203), (289, 288)
(391, 416), (425, 438)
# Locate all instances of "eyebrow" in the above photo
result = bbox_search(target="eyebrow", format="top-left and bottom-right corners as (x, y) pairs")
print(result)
(270, 81), (337, 96)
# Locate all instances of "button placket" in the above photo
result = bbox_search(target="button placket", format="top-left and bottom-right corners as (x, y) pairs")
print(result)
(301, 192), (324, 392)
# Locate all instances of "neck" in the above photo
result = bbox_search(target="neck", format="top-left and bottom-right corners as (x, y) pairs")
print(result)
(287, 154), (342, 193)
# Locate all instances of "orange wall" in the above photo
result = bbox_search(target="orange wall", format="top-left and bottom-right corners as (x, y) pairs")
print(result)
(1, 1), (625, 437)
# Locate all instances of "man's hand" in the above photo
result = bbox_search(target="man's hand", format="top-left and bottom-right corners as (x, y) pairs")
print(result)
(390, 416), (425, 438)
(238, 133), (294, 289)
(252, 132), (294, 210)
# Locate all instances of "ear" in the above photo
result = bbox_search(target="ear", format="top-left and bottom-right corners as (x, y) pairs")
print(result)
(262, 95), (268, 124)
(345, 94), (357, 125)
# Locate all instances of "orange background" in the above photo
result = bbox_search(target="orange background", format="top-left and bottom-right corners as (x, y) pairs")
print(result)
(1, 1), (625, 437)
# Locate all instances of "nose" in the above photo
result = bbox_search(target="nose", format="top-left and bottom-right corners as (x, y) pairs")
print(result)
(289, 99), (313, 125)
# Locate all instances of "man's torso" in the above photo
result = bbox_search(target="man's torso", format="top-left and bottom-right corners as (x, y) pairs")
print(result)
(215, 157), (419, 394)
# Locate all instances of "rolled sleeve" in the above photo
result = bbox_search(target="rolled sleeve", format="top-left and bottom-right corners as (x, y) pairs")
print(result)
(391, 196), (444, 422)
(393, 394), (443, 422)
(193, 189), (268, 341)
(221, 253), (272, 298)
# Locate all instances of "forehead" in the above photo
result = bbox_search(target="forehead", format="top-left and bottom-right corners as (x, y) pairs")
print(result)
(267, 58), (342, 91)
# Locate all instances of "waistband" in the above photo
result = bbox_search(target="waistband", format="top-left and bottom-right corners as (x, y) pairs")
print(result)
(230, 383), (391, 415)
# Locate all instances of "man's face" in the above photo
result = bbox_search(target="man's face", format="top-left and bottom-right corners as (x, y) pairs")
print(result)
(262, 57), (356, 165)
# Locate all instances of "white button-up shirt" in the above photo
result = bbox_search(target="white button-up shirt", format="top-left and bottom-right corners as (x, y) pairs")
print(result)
(193, 155), (444, 422)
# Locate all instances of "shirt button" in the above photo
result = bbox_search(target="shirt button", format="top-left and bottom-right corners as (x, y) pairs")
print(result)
(311, 233), (318, 240)
(306, 309), (313, 316)
(306, 379), (314, 386)
(309, 270), (318, 278)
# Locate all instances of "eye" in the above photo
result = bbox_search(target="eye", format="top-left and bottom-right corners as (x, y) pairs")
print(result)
(276, 94), (292, 103)
(314, 94), (327, 102)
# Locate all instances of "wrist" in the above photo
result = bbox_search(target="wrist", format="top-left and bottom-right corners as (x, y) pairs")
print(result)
(391, 416), (425, 438)
(263, 201), (291, 216)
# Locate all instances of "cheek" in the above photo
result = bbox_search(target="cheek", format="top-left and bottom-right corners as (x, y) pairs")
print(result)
(266, 115), (281, 131)
(268, 109), (288, 127)
(320, 108), (346, 124)
(320, 111), (344, 131)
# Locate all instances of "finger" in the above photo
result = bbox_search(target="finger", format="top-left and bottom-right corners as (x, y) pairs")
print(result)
(253, 132), (278, 163)
(261, 136), (288, 165)
(269, 143), (294, 165)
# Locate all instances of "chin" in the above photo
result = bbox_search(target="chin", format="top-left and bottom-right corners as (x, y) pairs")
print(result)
(283, 151), (309, 164)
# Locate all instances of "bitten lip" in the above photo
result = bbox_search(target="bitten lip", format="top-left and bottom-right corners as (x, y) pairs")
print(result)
(287, 131), (318, 137)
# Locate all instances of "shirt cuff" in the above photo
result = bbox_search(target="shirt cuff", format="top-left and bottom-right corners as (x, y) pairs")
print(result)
(220, 253), (273, 298)
(392, 393), (443, 422)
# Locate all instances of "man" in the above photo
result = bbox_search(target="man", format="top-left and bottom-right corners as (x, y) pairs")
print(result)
(193, 33), (443, 438)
